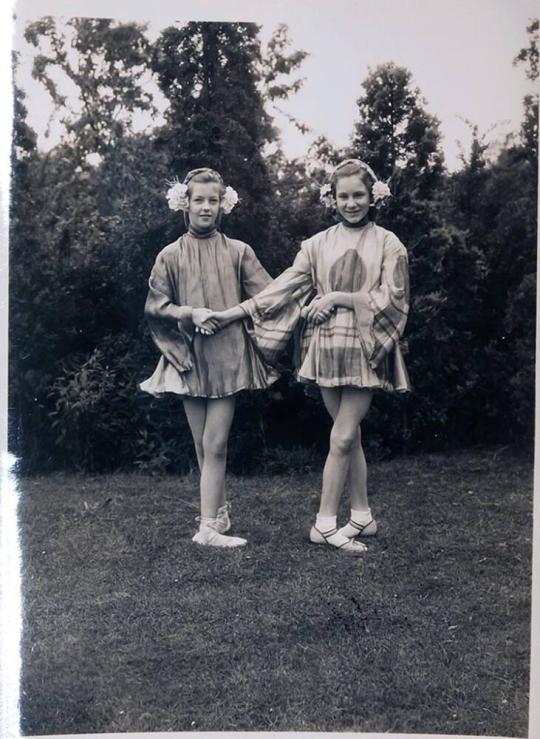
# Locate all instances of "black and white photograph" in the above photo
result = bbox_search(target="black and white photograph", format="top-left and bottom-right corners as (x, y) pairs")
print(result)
(1, 0), (538, 737)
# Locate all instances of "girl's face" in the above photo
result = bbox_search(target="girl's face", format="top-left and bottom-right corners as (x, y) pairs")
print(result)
(188, 182), (222, 231)
(334, 174), (371, 225)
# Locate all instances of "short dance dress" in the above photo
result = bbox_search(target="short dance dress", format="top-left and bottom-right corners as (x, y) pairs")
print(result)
(240, 221), (411, 393)
(140, 228), (279, 398)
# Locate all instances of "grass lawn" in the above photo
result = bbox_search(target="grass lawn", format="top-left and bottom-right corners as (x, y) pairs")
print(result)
(17, 447), (533, 736)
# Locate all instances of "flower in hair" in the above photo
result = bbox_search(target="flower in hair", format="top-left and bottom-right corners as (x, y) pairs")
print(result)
(319, 183), (334, 207)
(166, 180), (189, 212)
(221, 186), (239, 214)
(372, 180), (391, 204)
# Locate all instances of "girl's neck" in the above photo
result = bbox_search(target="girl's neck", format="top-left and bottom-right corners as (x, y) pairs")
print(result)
(340, 216), (371, 230)
(188, 224), (218, 239)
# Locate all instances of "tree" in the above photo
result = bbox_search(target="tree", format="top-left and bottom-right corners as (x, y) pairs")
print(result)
(478, 19), (537, 441)
(12, 19), (314, 472)
(264, 136), (345, 272)
(151, 22), (288, 270)
(24, 17), (155, 160)
(19, 16), (161, 275)
(9, 72), (41, 464)
(352, 63), (444, 183)
(260, 23), (310, 136)
(513, 18), (539, 159)
(444, 19), (538, 443)
(351, 62), (484, 450)
(11, 18), (159, 470)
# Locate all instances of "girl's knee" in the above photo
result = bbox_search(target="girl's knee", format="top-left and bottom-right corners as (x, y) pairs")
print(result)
(330, 427), (357, 455)
(203, 433), (229, 459)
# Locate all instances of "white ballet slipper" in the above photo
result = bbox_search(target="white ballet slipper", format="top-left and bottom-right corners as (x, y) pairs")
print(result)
(192, 522), (246, 548)
(215, 501), (232, 533)
(195, 502), (231, 534)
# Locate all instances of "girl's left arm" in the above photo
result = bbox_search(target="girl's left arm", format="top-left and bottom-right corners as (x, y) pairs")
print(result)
(208, 243), (313, 365)
(210, 245), (273, 328)
(217, 244), (314, 326)
(240, 244), (273, 298)
(303, 289), (354, 321)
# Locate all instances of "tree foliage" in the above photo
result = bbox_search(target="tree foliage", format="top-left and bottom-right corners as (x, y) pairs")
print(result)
(151, 22), (289, 269)
(351, 63), (475, 447)
(24, 17), (155, 158)
(9, 18), (537, 472)
(513, 18), (539, 159)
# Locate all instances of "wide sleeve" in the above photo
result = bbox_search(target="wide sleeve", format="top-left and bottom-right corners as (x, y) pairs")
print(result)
(239, 244), (273, 299)
(352, 233), (409, 369)
(239, 243), (315, 366)
(144, 248), (194, 373)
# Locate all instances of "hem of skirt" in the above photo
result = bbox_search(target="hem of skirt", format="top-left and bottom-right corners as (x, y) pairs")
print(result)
(139, 377), (280, 399)
(296, 373), (411, 394)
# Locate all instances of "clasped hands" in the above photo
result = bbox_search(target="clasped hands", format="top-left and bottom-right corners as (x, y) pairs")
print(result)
(192, 308), (229, 336)
(192, 292), (339, 336)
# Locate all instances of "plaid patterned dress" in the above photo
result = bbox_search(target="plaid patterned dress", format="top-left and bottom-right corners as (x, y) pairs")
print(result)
(241, 222), (411, 393)
(140, 230), (280, 398)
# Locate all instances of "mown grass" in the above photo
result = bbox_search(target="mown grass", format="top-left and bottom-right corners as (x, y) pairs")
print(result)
(18, 447), (532, 736)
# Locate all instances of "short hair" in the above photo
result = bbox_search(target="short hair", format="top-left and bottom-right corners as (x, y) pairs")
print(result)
(330, 159), (378, 221)
(184, 167), (225, 196)
(330, 159), (377, 196)
(182, 167), (225, 229)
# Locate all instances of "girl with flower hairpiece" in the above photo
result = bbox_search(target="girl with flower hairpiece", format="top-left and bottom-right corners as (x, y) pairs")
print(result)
(141, 167), (278, 548)
(206, 159), (411, 556)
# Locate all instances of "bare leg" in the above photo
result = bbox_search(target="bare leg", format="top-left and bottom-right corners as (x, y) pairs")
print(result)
(200, 396), (236, 519)
(188, 395), (245, 547)
(183, 396), (206, 471)
(183, 397), (226, 508)
(319, 387), (373, 517)
(320, 387), (370, 511)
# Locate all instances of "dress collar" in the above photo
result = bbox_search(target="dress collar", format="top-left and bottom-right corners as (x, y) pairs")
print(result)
(339, 220), (374, 233)
(187, 226), (218, 240)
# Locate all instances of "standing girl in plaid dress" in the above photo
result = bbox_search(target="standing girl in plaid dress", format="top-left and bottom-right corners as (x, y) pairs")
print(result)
(141, 168), (278, 548)
(207, 159), (411, 555)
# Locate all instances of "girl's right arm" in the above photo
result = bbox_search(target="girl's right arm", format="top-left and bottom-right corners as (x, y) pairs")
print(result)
(144, 248), (205, 371)
(237, 244), (314, 365)
(212, 244), (314, 330)
(213, 304), (249, 328)
(145, 251), (218, 331)
(240, 244), (314, 320)
(145, 250), (190, 322)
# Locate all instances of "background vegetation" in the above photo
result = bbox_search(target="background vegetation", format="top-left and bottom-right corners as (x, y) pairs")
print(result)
(9, 18), (538, 474)
(11, 18), (535, 737)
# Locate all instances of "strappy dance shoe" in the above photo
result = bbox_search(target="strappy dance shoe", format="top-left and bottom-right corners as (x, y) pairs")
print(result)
(309, 525), (368, 555)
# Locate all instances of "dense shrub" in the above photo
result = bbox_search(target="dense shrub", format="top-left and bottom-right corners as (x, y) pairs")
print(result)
(9, 19), (537, 473)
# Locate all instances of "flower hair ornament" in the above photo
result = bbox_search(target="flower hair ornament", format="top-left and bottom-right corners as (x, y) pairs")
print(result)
(166, 168), (240, 214)
(220, 185), (239, 214)
(319, 159), (391, 208)
(166, 180), (190, 211)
